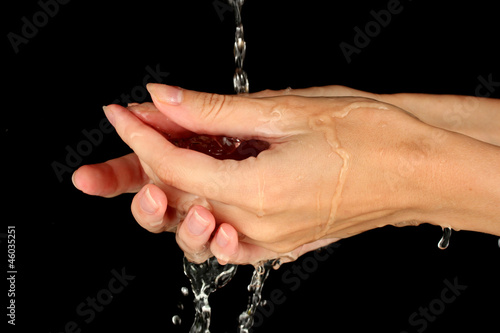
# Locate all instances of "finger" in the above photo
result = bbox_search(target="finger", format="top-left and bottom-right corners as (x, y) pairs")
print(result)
(146, 83), (296, 139)
(176, 205), (216, 263)
(72, 153), (149, 198)
(103, 104), (247, 202)
(131, 184), (170, 233)
(127, 102), (194, 138)
(210, 223), (280, 265)
(209, 223), (341, 265)
(132, 183), (217, 234)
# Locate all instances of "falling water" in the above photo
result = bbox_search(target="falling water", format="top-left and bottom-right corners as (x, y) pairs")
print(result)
(178, 1), (281, 332)
(183, 257), (238, 333)
(238, 260), (281, 333)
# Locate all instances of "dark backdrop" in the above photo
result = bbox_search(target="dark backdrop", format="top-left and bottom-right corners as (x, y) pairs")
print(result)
(4, 0), (499, 332)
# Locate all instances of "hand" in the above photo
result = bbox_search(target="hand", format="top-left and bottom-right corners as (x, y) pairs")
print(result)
(74, 85), (500, 264)
(253, 86), (500, 146)
(76, 84), (443, 264)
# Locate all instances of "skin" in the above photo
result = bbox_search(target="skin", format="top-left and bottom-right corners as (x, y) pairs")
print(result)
(73, 84), (500, 265)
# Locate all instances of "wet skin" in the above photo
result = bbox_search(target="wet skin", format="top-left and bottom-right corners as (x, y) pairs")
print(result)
(73, 84), (500, 265)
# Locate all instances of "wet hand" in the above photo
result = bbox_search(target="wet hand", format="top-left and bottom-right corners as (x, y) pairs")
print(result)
(72, 98), (340, 264)
(80, 84), (444, 264)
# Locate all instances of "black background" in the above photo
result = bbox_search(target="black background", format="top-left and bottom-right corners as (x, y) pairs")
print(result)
(4, 0), (500, 332)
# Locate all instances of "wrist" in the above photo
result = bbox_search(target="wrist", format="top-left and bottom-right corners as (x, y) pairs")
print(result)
(416, 129), (500, 236)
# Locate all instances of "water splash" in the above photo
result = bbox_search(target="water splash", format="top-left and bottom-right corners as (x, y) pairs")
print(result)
(183, 256), (238, 333)
(238, 260), (278, 333)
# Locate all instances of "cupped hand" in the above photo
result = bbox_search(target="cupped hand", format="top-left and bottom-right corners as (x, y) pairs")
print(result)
(73, 88), (349, 263)
(75, 84), (445, 265)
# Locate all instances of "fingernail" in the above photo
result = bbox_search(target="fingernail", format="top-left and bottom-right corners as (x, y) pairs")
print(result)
(102, 105), (115, 126)
(140, 188), (158, 214)
(71, 170), (79, 190)
(217, 257), (229, 265)
(216, 226), (230, 248)
(187, 209), (210, 236)
(149, 219), (164, 227)
(147, 83), (183, 105)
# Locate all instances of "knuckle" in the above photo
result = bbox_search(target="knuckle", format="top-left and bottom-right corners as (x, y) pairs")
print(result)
(324, 85), (342, 94)
(199, 93), (230, 124)
(263, 89), (276, 96)
(254, 89), (275, 97)
(322, 85), (349, 96)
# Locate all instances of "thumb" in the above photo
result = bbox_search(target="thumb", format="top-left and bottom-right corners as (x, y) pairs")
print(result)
(146, 83), (287, 139)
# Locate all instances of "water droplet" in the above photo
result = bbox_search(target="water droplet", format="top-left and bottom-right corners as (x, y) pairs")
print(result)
(181, 287), (189, 296)
(272, 258), (282, 270)
(172, 315), (182, 325)
(438, 227), (452, 250)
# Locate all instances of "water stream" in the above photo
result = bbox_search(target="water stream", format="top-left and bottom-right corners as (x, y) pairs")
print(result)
(178, 1), (280, 332)
(183, 257), (238, 333)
